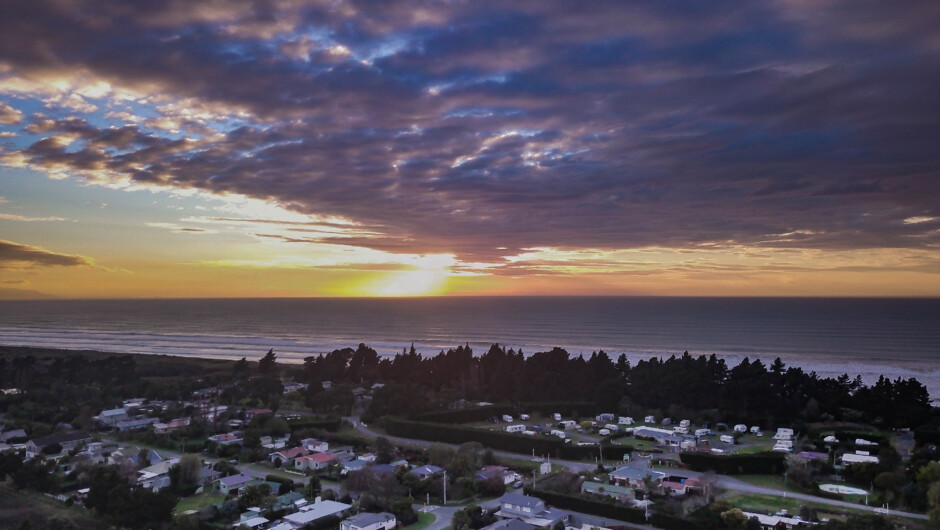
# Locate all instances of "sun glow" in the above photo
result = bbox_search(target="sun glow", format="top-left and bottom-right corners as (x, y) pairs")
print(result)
(367, 268), (449, 297)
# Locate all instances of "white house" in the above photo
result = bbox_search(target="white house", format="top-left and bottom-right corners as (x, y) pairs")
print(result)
(302, 438), (329, 453)
(283, 499), (351, 528)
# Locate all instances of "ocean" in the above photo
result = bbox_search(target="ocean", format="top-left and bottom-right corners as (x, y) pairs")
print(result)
(1, 297), (938, 399)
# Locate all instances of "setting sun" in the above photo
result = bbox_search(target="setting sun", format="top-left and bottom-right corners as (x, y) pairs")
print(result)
(366, 268), (449, 297)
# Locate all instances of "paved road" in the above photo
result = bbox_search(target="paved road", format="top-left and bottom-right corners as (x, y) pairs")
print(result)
(345, 419), (928, 522)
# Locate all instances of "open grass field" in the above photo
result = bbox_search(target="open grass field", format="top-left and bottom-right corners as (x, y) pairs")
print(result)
(174, 491), (226, 514)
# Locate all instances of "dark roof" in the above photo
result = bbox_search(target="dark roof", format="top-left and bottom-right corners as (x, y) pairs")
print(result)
(344, 512), (395, 527)
(30, 431), (92, 449)
(499, 493), (543, 509)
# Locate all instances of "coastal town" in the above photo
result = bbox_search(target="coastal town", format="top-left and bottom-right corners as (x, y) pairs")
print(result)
(0, 346), (938, 530)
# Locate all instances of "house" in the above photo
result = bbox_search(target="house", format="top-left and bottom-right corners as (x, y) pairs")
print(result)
(301, 438), (329, 453)
(270, 447), (310, 466)
(96, 408), (129, 426)
(358, 453), (376, 463)
(114, 417), (159, 432)
(153, 418), (190, 434)
(410, 464), (444, 480)
(476, 466), (522, 485)
(239, 516), (270, 529)
(210, 433), (244, 446)
(296, 452), (336, 471)
(217, 473), (258, 496)
(495, 493), (569, 528)
(340, 512), (397, 530)
(282, 499), (351, 528)
(328, 446), (357, 461)
(580, 481), (635, 503)
(25, 431), (92, 459)
(608, 465), (666, 489)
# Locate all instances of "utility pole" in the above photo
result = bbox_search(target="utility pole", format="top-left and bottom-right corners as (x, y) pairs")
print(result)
(443, 470), (447, 505)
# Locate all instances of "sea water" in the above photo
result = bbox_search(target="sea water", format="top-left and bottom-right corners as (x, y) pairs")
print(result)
(1, 297), (938, 398)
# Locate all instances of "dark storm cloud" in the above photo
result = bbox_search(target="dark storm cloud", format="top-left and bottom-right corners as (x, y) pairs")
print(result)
(0, 240), (92, 268)
(2, 0), (939, 262)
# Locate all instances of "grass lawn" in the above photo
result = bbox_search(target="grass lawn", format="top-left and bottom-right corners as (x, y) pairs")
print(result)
(734, 474), (788, 491)
(174, 491), (226, 514)
(724, 493), (873, 518)
(732, 444), (777, 455)
(406, 511), (437, 530)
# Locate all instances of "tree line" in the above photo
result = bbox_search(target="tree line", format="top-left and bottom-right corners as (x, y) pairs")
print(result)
(299, 343), (934, 428)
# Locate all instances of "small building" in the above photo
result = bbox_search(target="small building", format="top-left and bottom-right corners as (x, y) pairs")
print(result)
(244, 408), (274, 421)
(153, 418), (190, 434)
(340, 512), (397, 530)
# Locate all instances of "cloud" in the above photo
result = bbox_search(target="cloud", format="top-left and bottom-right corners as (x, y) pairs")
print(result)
(0, 0), (938, 270)
(0, 212), (67, 222)
(0, 102), (23, 124)
(0, 239), (92, 268)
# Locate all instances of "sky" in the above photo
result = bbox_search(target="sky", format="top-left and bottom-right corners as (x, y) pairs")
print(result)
(0, 0), (939, 299)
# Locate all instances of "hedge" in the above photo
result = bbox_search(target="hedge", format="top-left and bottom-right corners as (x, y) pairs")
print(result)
(287, 417), (342, 432)
(649, 513), (710, 530)
(384, 417), (622, 461)
(679, 451), (786, 475)
(414, 405), (516, 424)
(913, 427), (940, 445)
(522, 487), (646, 524)
(265, 474), (295, 494)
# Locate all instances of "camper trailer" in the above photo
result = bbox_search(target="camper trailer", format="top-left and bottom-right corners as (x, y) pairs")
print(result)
(559, 420), (577, 430)
(551, 429), (566, 439)
(720, 435), (735, 444)
(694, 428), (710, 437)
(506, 424), (526, 433)
(502, 415), (514, 423)
(644, 415), (655, 424)
(750, 426), (761, 434)
(598, 428), (611, 436)
(553, 413), (562, 421)
(604, 424), (619, 432)
(520, 414), (530, 421)
(733, 424), (748, 433)
(673, 426), (689, 435)
(618, 416), (634, 425)
(596, 413), (615, 423)
(679, 420), (691, 428)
